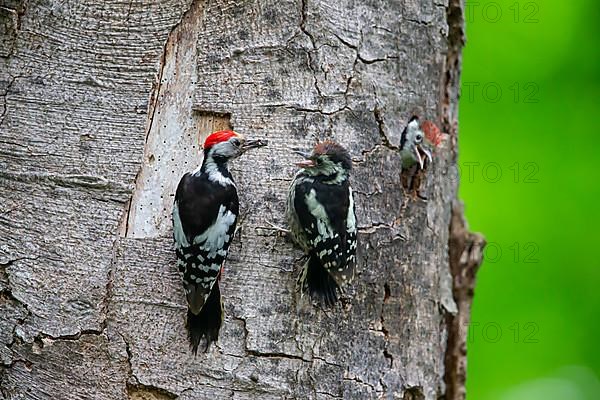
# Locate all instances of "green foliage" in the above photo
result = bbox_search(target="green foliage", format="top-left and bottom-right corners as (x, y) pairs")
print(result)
(460, 1), (600, 399)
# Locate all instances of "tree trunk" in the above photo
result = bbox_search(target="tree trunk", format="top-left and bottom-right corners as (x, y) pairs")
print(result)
(0, 0), (484, 399)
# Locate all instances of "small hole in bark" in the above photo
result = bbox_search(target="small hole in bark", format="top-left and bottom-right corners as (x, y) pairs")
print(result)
(384, 283), (391, 302)
(403, 387), (424, 400)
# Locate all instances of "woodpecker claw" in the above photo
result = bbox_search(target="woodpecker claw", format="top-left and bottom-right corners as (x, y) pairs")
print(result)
(255, 221), (290, 236)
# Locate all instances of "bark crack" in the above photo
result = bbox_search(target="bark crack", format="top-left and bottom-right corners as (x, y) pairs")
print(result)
(373, 104), (400, 151)
(2, 256), (37, 354)
(0, 256), (37, 268)
(299, 0), (323, 100)
(343, 375), (381, 394)
(234, 315), (310, 363)
(283, 104), (351, 116)
(333, 32), (398, 65)
(0, 170), (132, 194)
(405, 18), (430, 26)
(380, 282), (393, 368)
(315, 390), (339, 399)
(246, 349), (311, 363)
(4, 299), (31, 358)
(118, 330), (178, 399)
(34, 329), (104, 342)
(0, 74), (21, 129)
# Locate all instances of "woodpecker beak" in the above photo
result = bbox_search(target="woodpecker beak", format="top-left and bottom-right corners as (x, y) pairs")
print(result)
(241, 139), (268, 152)
(414, 144), (432, 170)
(295, 159), (316, 168)
(293, 150), (316, 168)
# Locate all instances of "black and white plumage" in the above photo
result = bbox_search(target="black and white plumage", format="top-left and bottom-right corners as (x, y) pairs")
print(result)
(286, 141), (357, 306)
(172, 130), (267, 354)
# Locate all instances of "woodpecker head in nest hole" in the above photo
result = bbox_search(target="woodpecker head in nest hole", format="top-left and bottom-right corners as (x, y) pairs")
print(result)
(400, 116), (443, 169)
(203, 130), (268, 161)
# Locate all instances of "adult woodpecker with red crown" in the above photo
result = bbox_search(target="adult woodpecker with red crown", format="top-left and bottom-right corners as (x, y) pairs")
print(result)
(286, 141), (357, 306)
(173, 130), (267, 354)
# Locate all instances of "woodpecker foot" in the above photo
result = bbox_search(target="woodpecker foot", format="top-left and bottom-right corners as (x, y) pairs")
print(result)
(412, 190), (428, 202)
(401, 164), (429, 202)
(255, 221), (290, 237)
(294, 254), (310, 289)
(233, 210), (250, 239)
(294, 253), (310, 264)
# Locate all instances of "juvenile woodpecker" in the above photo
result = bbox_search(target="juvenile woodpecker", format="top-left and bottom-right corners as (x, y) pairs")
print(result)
(399, 116), (444, 197)
(173, 130), (267, 354)
(286, 141), (357, 306)
(399, 116), (442, 170)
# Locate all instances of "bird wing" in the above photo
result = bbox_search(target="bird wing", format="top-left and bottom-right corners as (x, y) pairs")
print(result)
(293, 179), (356, 285)
(173, 173), (239, 313)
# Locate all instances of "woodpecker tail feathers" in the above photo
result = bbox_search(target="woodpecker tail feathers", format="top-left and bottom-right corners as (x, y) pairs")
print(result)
(186, 282), (223, 355)
(298, 254), (339, 307)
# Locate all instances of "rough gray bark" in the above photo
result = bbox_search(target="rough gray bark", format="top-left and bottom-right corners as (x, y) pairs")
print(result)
(0, 0), (483, 399)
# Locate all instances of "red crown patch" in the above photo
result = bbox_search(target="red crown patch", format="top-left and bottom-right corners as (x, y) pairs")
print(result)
(421, 121), (443, 147)
(203, 130), (238, 149)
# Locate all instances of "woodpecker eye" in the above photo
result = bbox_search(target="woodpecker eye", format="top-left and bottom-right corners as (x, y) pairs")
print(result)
(415, 134), (423, 143)
(230, 138), (241, 147)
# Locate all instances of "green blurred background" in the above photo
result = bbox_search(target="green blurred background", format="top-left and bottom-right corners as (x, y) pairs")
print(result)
(459, 0), (600, 399)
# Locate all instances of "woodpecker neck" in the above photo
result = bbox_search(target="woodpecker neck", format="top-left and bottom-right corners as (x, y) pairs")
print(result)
(299, 168), (348, 186)
(322, 169), (348, 185)
(194, 149), (235, 187)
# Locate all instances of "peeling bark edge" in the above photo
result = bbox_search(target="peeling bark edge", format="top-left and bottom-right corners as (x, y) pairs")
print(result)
(439, 1), (487, 399)
(119, 0), (233, 239)
(440, 0), (466, 163)
(119, 0), (203, 238)
(443, 203), (486, 400)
